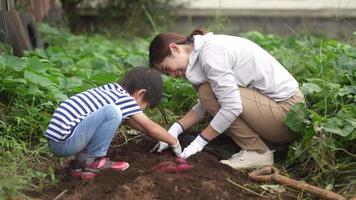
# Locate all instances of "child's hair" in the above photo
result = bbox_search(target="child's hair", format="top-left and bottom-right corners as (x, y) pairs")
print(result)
(119, 66), (163, 108)
(149, 29), (205, 68)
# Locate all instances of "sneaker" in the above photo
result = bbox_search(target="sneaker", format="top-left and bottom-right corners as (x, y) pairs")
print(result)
(220, 149), (274, 169)
(70, 157), (129, 180)
(70, 159), (84, 178)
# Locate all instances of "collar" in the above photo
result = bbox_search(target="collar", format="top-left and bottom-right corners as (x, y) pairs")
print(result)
(187, 32), (214, 69)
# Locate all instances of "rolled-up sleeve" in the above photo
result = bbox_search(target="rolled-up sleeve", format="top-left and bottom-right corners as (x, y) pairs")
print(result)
(200, 44), (243, 133)
(191, 100), (206, 120)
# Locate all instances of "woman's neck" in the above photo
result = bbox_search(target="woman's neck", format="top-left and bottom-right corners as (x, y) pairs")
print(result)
(183, 43), (194, 55)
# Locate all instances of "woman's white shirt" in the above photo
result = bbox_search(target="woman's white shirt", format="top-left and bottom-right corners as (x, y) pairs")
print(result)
(186, 33), (299, 134)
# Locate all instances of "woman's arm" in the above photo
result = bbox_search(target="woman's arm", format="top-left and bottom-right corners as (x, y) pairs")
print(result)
(130, 112), (177, 145)
(177, 109), (202, 130)
(200, 45), (243, 134)
(200, 124), (219, 141)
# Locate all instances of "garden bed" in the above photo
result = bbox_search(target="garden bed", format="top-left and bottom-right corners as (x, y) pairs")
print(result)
(30, 133), (299, 200)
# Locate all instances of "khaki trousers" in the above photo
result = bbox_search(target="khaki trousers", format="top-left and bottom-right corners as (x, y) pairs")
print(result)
(198, 82), (305, 153)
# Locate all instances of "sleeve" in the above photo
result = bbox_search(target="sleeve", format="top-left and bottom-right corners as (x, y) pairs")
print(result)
(116, 95), (143, 119)
(191, 100), (206, 120)
(200, 44), (243, 133)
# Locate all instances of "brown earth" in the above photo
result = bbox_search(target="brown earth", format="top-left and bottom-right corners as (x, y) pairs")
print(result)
(29, 133), (299, 200)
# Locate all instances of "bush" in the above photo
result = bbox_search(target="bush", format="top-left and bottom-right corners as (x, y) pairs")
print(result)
(60, 0), (183, 36)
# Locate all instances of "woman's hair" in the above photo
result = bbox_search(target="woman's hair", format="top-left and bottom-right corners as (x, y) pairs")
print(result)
(149, 29), (205, 68)
(119, 66), (163, 108)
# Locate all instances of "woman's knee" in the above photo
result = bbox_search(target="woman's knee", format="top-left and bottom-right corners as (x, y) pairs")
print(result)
(198, 82), (220, 115)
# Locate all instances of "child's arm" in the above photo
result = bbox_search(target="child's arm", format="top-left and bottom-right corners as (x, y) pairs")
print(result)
(130, 112), (177, 145)
(125, 118), (145, 132)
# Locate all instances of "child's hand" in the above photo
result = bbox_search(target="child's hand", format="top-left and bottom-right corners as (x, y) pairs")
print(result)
(171, 140), (182, 156)
(150, 141), (169, 153)
(150, 122), (183, 153)
(179, 135), (208, 159)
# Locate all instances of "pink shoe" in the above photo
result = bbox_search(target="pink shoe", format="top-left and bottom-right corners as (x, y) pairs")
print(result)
(70, 157), (129, 180)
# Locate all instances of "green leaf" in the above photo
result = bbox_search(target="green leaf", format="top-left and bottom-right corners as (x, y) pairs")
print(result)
(64, 77), (83, 90)
(54, 92), (68, 101)
(345, 118), (356, 128)
(0, 55), (26, 71)
(91, 72), (117, 84)
(27, 84), (44, 95)
(338, 87), (350, 96)
(285, 102), (307, 133)
(25, 57), (49, 73)
(24, 71), (53, 88)
(322, 121), (353, 137)
(322, 112), (355, 137)
(1, 78), (27, 84)
(301, 83), (322, 95)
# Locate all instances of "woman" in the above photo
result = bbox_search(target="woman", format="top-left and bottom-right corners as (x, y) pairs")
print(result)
(149, 29), (305, 169)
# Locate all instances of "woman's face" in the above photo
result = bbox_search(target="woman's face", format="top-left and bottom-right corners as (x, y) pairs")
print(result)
(155, 43), (190, 78)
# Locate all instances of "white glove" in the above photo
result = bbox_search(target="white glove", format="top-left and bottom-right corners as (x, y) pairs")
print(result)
(171, 140), (182, 156)
(179, 135), (208, 159)
(150, 122), (184, 153)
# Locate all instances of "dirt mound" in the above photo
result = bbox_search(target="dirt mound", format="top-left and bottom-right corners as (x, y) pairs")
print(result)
(31, 135), (297, 200)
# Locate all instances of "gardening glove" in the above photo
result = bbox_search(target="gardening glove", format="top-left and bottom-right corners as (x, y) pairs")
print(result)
(179, 135), (208, 159)
(150, 122), (184, 153)
(171, 139), (182, 156)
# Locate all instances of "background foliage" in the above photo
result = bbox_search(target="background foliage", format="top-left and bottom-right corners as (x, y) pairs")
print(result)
(60, 0), (182, 35)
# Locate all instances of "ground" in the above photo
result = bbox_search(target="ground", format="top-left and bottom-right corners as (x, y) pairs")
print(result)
(29, 133), (299, 200)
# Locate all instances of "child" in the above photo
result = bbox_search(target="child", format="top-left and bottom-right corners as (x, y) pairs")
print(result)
(44, 66), (181, 179)
(149, 29), (305, 169)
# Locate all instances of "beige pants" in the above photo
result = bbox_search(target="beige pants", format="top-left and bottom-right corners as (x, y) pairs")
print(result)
(198, 82), (305, 153)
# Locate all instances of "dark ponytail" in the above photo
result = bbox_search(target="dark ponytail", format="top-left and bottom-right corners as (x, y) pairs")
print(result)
(149, 29), (205, 68)
(186, 29), (205, 43)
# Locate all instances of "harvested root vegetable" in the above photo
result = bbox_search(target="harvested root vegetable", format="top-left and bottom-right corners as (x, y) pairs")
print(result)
(152, 157), (193, 173)
(175, 157), (187, 164)
(177, 164), (193, 171)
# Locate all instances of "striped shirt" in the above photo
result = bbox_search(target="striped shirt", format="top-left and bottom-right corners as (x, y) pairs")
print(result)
(44, 83), (142, 142)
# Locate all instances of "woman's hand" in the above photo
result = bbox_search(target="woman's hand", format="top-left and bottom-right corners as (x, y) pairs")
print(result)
(179, 135), (208, 159)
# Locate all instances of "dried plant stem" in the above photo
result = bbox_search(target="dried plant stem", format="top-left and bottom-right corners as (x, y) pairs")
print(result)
(226, 178), (266, 198)
(111, 135), (143, 148)
(53, 189), (68, 200)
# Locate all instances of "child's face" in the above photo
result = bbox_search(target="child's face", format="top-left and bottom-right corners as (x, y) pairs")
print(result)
(155, 43), (189, 78)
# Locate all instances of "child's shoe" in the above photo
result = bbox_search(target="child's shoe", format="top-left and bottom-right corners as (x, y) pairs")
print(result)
(70, 157), (129, 180)
(220, 149), (274, 169)
(70, 159), (84, 178)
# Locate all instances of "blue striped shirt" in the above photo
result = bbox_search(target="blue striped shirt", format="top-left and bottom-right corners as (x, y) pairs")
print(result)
(44, 83), (142, 142)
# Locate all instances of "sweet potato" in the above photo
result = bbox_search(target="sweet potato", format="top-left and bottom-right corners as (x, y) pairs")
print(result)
(177, 164), (193, 172)
(160, 165), (178, 173)
(152, 158), (193, 173)
(175, 157), (187, 164)
(151, 161), (176, 172)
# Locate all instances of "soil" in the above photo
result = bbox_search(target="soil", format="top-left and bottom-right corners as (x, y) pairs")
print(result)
(29, 133), (298, 200)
